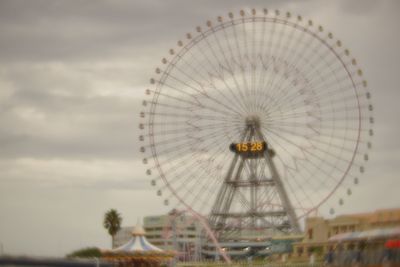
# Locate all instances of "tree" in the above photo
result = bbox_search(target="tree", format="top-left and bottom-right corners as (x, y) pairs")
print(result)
(103, 209), (122, 248)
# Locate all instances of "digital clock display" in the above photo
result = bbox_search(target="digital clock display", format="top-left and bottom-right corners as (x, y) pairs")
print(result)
(229, 141), (267, 157)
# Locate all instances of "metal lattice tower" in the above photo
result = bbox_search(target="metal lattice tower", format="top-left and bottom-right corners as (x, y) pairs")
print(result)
(209, 115), (300, 240)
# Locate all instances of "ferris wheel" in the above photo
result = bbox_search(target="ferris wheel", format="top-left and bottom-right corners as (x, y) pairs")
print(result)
(139, 8), (373, 235)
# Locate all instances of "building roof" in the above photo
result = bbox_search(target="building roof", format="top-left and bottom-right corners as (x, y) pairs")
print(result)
(348, 208), (400, 224)
(328, 226), (400, 242)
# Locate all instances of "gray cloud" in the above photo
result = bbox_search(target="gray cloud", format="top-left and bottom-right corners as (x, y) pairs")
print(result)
(0, 63), (146, 159)
(0, 0), (305, 62)
(0, 89), (142, 159)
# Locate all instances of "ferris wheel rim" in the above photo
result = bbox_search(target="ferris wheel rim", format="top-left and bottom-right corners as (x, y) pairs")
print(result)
(142, 9), (372, 219)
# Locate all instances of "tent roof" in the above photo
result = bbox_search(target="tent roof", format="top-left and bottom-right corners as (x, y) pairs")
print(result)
(131, 225), (146, 236)
(113, 235), (163, 252)
(111, 224), (163, 253)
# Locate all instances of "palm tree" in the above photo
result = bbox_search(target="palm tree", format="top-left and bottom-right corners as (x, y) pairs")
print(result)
(103, 209), (122, 248)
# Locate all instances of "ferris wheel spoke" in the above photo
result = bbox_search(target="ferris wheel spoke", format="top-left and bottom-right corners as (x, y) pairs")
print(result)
(308, 78), (359, 102)
(260, 67), (312, 114)
(276, 19), (299, 67)
(266, 83), (359, 120)
(187, 165), (227, 212)
(184, 38), (248, 116)
(204, 22), (250, 114)
(240, 18), (256, 111)
(286, 23), (318, 71)
(149, 127), (199, 137)
(171, 43), (249, 115)
(192, 29), (251, 114)
(264, 137), (325, 209)
(161, 72), (243, 117)
(262, 24), (291, 108)
(153, 139), (214, 160)
(277, 24), (305, 80)
(250, 16), (259, 113)
(265, 64), (314, 113)
(267, 126), (359, 166)
(300, 138), (360, 178)
(287, 29), (328, 82)
(264, 110), (317, 122)
(158, 125), (236, 172)
(266, 74), (310, 116)
(253, 15), (267, 111)
(147, 135), (204, 149)
(157, 78), (251, 119)
(152, 124), (241, 152)
(304, 68), (357, 103)
(279, 172), (311, 216)
(262, 68), (305, 114)
(151, 147), (210, 179)
(146, 101), (193, 112)
(264, 125), (319, 143)
(254, 55), (271, 112)
(150, 127), (235, 156)
(165, 139), (232, 207)
(307, 74), (353, 101)
(229, 19), (253, 111)
(149, 111), (232, 122)
(262, 125), (359, 171)
(159, 159), (208, 194)
(212, 31), (250, 115)
(290, 151), (346, 192)
(257, 21), (277, 111)
(268, 104), (368, 123)
(265, 125), (360, 156)
(152, 89), (202, 108)
(285, 166), (325, 209)
(144, 120), (191, 127)
(315, 82), (364, 102)
(260, 23), (304, 109)
(274, 150), (317, 202)
(261, 55), (329, 114)
(159, 145), (219, 179)
(152, 144), (220, 177)
(151, 142), (202, 160)
(260, 74), (308, 115)
(303, 50), (353, 89)
(307, 135), (362, 156)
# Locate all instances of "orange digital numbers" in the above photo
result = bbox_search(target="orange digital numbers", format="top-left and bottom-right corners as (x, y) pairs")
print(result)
(230, 141), (267, 157)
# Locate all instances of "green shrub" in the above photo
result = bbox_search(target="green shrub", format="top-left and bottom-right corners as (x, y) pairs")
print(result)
(66, 247), (101, 258)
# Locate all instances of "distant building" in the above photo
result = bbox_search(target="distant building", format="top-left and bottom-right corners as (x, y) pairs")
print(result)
(293, 207), (400, 257)
(144, 213), (202, 257)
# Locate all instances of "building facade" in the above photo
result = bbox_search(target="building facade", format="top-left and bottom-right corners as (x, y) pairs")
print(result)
(293, 208), (400, 257)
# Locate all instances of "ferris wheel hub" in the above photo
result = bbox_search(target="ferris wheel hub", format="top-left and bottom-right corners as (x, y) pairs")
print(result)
(245, 115), (261, 128)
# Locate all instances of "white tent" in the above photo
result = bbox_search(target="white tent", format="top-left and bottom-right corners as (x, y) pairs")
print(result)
(113, 225), (163, 252)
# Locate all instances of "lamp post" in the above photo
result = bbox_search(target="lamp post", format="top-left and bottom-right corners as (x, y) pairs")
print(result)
(169, 209), (179, 267)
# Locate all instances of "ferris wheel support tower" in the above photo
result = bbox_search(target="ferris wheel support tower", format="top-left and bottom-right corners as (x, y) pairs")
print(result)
(209, 115), (300, 238)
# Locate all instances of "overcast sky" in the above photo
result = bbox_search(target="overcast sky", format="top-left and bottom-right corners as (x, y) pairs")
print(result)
(0, 0), (399, 257)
